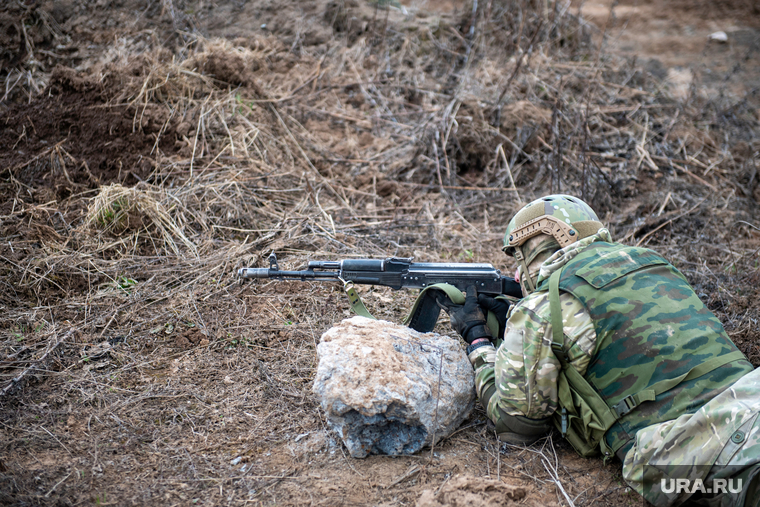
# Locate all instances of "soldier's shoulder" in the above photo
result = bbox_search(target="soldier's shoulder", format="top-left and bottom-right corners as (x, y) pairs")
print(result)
(582, 241), (668, 261)
(511, 291), (551, 321)
(568, 242), (673, 280)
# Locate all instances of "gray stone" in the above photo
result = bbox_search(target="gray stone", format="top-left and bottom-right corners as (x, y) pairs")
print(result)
(312, 316), (475, 458)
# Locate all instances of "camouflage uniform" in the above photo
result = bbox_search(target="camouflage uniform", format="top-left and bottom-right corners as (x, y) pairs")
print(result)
(624, 366), (760, 506)
(467, 230), (760, 506)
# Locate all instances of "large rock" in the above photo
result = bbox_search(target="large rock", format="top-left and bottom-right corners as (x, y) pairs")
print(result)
(312, 316), (475, 458)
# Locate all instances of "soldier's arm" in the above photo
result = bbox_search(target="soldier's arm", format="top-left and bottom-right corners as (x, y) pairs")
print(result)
(467, 292), (597, 442)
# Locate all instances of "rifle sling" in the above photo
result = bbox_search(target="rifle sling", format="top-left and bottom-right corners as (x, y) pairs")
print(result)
(405, 284), (503, 340)
(343, 280), (376, 320)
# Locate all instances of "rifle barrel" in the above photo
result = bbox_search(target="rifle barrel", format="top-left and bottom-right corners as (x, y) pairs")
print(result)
(237, 267), (340, 281)
(237, 268), (271, 279)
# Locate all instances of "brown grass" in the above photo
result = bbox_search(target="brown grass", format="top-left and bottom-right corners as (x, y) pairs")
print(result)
(0, 0), (759, 505)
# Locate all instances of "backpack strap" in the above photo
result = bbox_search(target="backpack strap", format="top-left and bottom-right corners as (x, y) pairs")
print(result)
(548, 270), (568, 365)
(611, 350), (746, 417)
(549, 269), (619, 456)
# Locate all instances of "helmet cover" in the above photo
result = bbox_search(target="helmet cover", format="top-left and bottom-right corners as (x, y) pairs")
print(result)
(503, 195), (602, 257)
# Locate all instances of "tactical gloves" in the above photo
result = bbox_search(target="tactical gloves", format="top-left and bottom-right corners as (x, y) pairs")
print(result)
(437, 285), (492, 345)
(477, 294), (510, 341)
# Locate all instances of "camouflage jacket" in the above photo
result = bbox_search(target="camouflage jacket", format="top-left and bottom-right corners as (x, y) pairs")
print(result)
(468, 231), (610, 423)
(468, 230), (752, 455)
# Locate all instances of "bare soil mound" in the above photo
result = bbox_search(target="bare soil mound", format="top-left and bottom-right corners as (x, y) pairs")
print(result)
(634, 0), (760, 19)
(416, 475), (555, 507)
(1, 66), (180, 202)
(577, 0), (760, 101)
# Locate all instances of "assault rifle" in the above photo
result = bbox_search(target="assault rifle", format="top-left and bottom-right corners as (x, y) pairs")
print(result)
(238, 253), (521, 334)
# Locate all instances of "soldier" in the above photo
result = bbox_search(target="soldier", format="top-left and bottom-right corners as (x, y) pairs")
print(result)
(439, 194), (760, 507)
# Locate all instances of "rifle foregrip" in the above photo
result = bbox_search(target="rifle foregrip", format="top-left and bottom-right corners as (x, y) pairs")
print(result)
(238, 268), (271, 279)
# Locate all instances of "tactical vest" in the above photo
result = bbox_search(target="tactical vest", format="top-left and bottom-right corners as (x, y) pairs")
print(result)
(536, 242), (753, 459)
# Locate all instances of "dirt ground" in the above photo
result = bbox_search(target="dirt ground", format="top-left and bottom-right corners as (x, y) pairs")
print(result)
(1, 0), (759, 506)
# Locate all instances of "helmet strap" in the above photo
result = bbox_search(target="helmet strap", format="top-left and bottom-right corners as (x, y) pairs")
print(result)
(513, 247), (535, 293)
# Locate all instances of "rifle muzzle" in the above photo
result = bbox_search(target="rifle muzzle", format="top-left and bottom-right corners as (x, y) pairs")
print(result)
(238, 268), (272, 279)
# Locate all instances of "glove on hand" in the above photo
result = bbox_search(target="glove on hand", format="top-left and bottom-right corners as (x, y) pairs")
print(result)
(477, 294), (510, 340)
(437, 285), (491, 345)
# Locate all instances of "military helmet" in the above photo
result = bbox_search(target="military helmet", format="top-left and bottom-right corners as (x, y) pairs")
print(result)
(503, 195), (603, 257)
(504, 195), (603, 293)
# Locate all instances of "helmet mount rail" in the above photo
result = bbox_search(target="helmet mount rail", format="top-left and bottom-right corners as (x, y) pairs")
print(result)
(504, 215), (578, 252)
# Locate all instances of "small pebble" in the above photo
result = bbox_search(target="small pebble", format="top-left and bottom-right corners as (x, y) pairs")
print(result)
(709, 31), (728, 42)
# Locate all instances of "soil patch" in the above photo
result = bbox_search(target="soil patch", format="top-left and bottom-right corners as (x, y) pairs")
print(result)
(416, 475), (554, 507)
(1, 67), (179, 202)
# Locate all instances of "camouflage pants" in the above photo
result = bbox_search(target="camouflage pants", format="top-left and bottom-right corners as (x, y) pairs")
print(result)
(697, 415), (760, 507)
(622, 367), (760, 507)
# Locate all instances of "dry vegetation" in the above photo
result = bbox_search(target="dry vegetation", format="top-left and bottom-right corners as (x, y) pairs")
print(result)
(1, 0), (759, 505)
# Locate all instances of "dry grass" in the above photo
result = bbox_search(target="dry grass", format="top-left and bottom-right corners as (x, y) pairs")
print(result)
(0, 0), (759, 505)
(86, 183), (197, 256)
